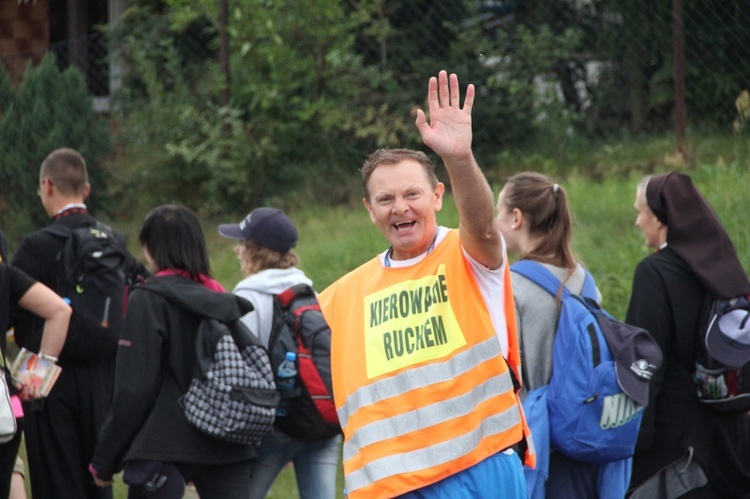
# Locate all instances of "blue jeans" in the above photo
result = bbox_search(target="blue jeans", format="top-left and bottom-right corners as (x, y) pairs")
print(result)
(248, 429), (342, 499)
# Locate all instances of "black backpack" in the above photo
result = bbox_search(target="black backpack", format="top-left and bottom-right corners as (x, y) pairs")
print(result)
(267, 284), (341, 441)
(44, 222), (130, 361)
(180, 315), (280, 445)
(694, 295), (750, 412)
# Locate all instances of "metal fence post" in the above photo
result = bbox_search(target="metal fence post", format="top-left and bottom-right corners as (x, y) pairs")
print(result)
(673, 0), (687, 157)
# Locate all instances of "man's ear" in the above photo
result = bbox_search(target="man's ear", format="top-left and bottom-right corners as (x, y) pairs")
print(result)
(41, 177), (53, 197)
(82, 182), (91, 200)
(434, 182), (445, 212)
(363, 198), (376, 224)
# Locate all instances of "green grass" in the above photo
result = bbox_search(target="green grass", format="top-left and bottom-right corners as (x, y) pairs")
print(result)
(284, 164), (750, 322)
(121, 161), (750, 497)
(15, 133), (750, 498)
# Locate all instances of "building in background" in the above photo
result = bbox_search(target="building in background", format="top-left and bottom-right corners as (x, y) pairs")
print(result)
(1, 0), (127, 111)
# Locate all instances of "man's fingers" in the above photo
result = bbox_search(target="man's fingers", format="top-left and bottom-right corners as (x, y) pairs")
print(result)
(432, 71), (471, 111)
(450, 73), (460, 108)
(463, 84), (475, 114)
(424, 71), (474, 124)
(427, 76), (439, 117)
(415, 109), (427, 130)
(438, 70), (449, 107)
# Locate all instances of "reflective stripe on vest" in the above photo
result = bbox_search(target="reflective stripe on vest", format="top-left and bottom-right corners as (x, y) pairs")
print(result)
(339, 339), (520, 461)
(347, 403), (521, 493)
(320, 231), (529, 497)
(339, 334), (509, 437)
(340, 334), (522, 493)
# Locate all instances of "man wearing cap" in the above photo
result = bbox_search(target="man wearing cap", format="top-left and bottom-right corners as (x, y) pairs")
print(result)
(218, 207), (342, 499)
(626, 172), (750, 497)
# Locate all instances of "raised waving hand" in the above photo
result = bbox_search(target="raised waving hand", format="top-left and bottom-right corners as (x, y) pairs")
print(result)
(415, 70), (474, 161)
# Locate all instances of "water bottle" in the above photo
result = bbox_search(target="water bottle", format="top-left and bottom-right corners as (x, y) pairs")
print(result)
(276, 352), (297, 416)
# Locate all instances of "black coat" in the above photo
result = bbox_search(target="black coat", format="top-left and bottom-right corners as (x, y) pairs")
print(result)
(91, 275), (257, 480)
(626, 247), (750, 495)
(10, 209), (151, 498)
(0, 263), (35, 394)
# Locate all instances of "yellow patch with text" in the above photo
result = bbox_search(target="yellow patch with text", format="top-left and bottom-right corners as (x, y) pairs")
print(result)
(364, 265), (466, 379)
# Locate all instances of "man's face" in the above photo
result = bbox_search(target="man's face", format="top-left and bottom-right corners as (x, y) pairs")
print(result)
(634, 188), (664, 250)
(364, 159), (444, 261)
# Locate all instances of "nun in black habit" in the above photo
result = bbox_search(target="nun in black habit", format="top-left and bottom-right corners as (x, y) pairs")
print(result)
(625, 171), (750, 498)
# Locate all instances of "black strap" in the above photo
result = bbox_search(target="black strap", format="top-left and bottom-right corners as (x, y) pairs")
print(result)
(586, 322), (601, 368)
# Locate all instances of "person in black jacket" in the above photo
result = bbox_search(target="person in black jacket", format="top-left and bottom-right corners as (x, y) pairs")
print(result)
(0, 261), (70, 498)
(11, 148), (147, 499)
(90, 204), (256, 498)
(626, 172), (750, 498)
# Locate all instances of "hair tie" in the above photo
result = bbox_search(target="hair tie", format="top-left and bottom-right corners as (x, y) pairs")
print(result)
(553, 183), (559, 193)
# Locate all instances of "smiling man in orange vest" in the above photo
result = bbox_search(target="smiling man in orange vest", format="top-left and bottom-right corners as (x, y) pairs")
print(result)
(318, 70), (535, 499)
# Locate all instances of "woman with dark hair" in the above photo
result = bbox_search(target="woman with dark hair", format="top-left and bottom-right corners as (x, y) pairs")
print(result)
(89, 204), (256, 498)
(626, 172), (750, 498)
(496, 172), (630, 498)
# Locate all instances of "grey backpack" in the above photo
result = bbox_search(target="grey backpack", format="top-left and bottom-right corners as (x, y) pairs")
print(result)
(180, 316), (280, 445)
(694, 295), (750, 412)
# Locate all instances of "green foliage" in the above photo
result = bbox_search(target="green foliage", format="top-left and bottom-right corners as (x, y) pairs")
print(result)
(0, 54), (111, 243)
(100, 0), (750, 220)
(106, 3), (245, 215)
(227, 0), (366, 198)
(136, 159), (739, 325)
(0, 67), (14, 112)
(108, 0), (653, 215)
(108, 0), (417, 214)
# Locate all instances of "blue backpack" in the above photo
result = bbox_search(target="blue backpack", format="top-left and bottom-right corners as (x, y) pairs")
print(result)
(512, 260), (660, 464)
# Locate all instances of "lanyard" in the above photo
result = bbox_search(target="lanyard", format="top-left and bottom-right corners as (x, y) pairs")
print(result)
(384, 227), (440, 268)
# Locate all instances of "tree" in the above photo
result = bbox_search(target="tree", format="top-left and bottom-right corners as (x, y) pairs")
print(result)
(0, 54), (111, 243)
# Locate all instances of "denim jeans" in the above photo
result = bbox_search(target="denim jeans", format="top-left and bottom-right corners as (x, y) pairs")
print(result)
(248, 429), (342, 499)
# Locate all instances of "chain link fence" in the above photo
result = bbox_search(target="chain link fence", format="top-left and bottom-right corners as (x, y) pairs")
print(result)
(2, 0), (750, 241)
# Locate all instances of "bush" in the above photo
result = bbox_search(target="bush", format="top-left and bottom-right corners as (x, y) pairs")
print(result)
(0, 54), (112, 246)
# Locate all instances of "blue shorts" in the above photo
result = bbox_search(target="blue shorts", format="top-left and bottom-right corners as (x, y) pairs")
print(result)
(397, 449), (526, 499)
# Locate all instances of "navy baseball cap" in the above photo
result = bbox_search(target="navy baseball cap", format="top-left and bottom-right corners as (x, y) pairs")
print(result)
(218, 207), (298, 253)
(599, 317), (663, 406)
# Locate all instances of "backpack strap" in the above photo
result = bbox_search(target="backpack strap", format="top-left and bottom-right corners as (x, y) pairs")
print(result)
(510, 260), (597, 301)
(277, 284), (315, 309)
(42, 224), (73, 240)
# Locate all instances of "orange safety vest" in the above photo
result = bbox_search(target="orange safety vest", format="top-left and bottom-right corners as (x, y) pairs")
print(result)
(319, 230), (535, 498)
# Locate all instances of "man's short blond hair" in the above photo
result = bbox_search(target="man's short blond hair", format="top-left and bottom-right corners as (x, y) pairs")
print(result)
(40, 148), (88, 197)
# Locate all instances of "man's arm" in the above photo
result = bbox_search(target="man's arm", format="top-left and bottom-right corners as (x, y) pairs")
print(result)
(415, 71), (502, 269)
